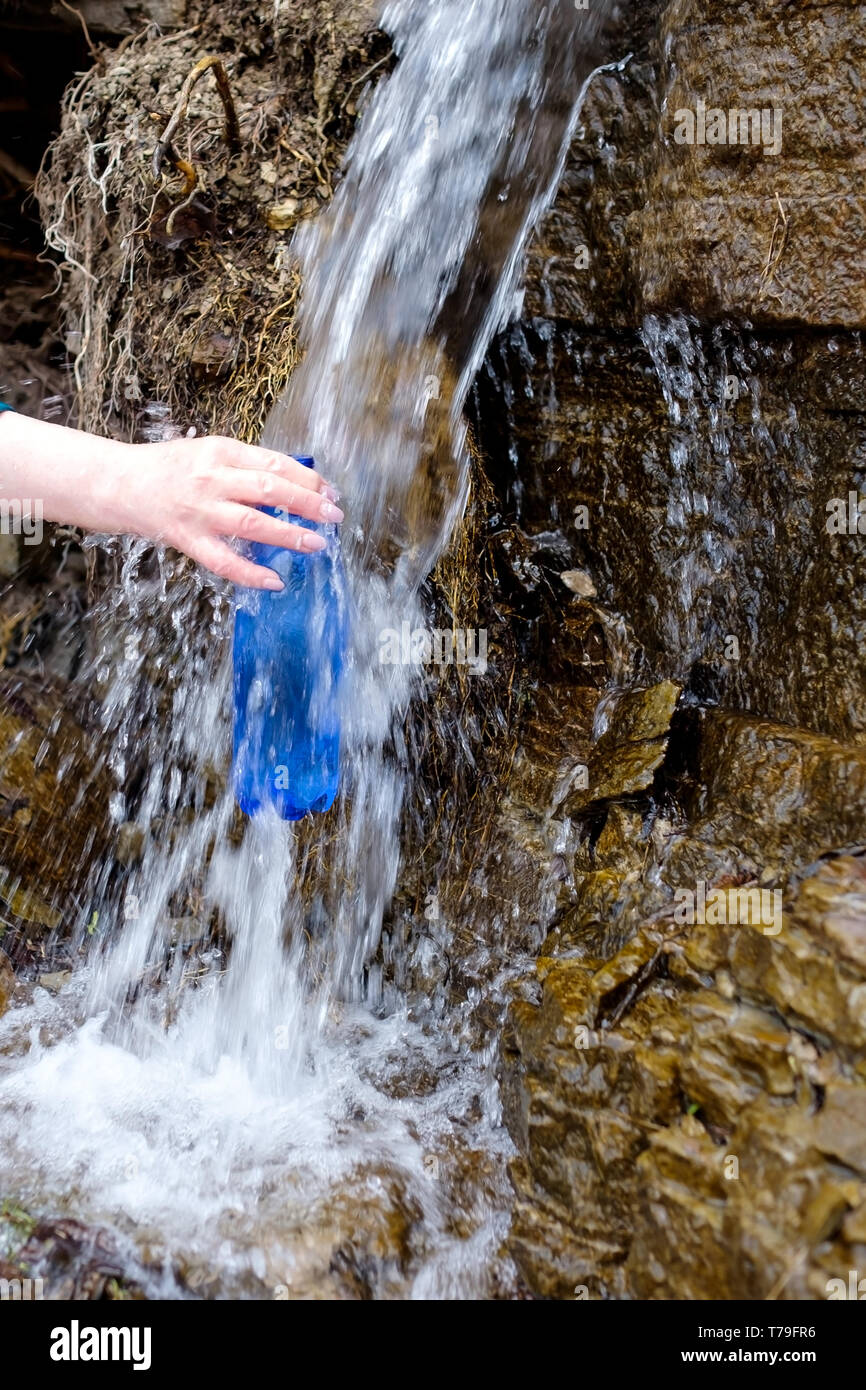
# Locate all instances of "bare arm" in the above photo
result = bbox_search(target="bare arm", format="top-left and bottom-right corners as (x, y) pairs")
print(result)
(0, 412), (343, 590)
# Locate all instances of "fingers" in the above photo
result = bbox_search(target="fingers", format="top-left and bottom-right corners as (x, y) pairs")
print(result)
(183, 533), (285, 591)
(209, 438), (338, 499)
(216, 469), (344, 524)
(214, 503), (328, 553)
(158, 436), (345, 589)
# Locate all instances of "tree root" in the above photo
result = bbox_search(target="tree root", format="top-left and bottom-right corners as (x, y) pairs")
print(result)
(152, 55), (241, 183)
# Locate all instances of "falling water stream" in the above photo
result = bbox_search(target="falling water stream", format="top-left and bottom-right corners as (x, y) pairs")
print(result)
(0, 0), (613, 1297)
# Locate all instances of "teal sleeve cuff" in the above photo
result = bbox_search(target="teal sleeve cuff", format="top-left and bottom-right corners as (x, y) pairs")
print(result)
(0, 403), (14, 413)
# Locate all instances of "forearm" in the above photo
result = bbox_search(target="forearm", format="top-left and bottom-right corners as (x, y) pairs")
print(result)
(0, 412), (133, 534)
(0, 409), (343, 589)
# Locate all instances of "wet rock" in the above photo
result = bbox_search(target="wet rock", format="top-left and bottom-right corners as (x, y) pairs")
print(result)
(560, 570), (596, 598)
(0, 867), (62, 930)
(16, 1217), (146, 1300)
(685, 711), (866, 866)
(502, 778), (866, 1299)
(175, 1164), (428, 1300)
(546, 863), (644, 963)
(522, 13), (660, 328)
(478, 0), (866, 743)
(167, 918), (207, 947)
(115, 822), (146, 868)
(842, 1202), (866, 1245)
(0, 675), (112, 928)
(528, 0), (866, 330)
(683, 917), (866, 1056)
(563, 679), (681, 811)
(813, 1085), (866, 1174)
(267, 1176), (421, 1300)
(478, 0), (866, 1290)
(510, 685), (599, 812)
(409, 0), (866, 1305)
(593, 805), (647, 871)
(37, 970), (72, 995)
(477, 320), (866, 742)
(799, 856), (866, 973)
(637, 1), (866, 327)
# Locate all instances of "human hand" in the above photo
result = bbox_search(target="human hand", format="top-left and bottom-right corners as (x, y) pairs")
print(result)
(109, 435), (344, 591)
(0, 415), (344, 590)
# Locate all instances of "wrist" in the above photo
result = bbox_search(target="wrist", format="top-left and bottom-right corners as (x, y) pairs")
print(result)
(89, 438), (144, 536)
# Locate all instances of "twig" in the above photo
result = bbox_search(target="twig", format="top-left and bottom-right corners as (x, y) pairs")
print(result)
(339, 51), (392, 110)
(57, 0), (98, 61)
(279, 138), (333, 195)
(252, 295), (297, 373)
(163, 160), (200, 238)
(152, 55), (240, 183)
(280, 141), (332, 194)
(758, 192), (788, 303)
(165, 186), (200, 239)
(598, 947), (665, 1031)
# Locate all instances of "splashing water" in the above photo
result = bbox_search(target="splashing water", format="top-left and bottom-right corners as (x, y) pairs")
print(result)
(0, 0), (613, 1297)
(640, 312), (771, 674)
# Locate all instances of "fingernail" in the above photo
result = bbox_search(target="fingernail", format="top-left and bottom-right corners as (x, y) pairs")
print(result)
(319, 499), (345, 523)
(303, 533), (327, 552)
(264, 572), (284, 590)
(321, 484), (340, 503)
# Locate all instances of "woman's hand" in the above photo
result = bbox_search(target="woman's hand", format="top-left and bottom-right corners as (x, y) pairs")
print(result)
(108, 435), (344, 591)
(0, 414), (343, 590)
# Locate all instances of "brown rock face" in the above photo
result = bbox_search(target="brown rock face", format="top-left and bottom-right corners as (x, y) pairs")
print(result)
(501, 722), (866, 1300)
(481, 1), (866, 741)
(479, 321), (866, 743)
(637, 0), (866, 327)
(0, 675), (113, 954)
(563, 679), (681, 810)
(467, 0), (866, 1299)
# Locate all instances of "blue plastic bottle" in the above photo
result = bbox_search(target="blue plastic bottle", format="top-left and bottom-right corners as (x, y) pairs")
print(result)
(232, 455), (347, 819)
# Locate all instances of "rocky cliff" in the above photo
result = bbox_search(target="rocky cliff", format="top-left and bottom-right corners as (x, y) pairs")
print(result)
(468, 0), (866, 1299)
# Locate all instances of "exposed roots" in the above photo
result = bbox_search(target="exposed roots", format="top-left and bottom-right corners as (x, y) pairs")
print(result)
(34, 0), (392, 440)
